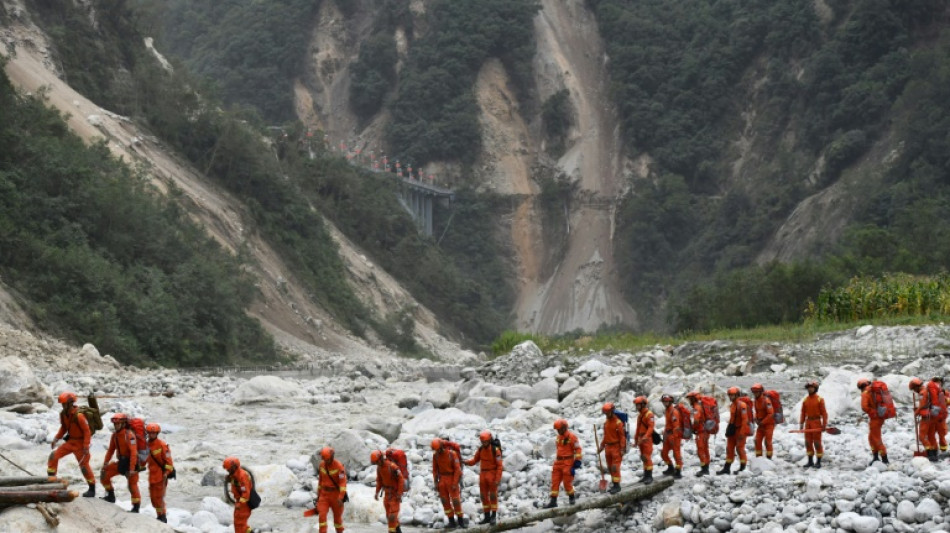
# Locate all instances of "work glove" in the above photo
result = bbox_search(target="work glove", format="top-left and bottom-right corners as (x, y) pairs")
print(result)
(342, 493), (349, 503)
(725, 424), (737, 437)
(167, 468), (176, 480)
(570, 459), (582, 476)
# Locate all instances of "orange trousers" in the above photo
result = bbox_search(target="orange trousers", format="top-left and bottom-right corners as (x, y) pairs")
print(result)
(637, 440), (653, 470)
(918, 417), (937, 451)
(383, 493), (401, 533)
(317, 490), (345, 533)
(868, 417), (886, 454)
(936, 416), (947, 451)
(661, 435), (682, 467)
(148, 480), (167, 515)
(549, 460), (574, 497)
(477, 470), (500, 512)
(47, 440), (95, 482)
(754, 422), (775, 456)
(233, 503), (251, 533)
(604, 444), (623, 483)
(725, 435), (747, 464)
(436, 477), (463, 518)
(804, 420), (824, 457)
(694, 432), (710, 466)
(101, 462), (141, 503)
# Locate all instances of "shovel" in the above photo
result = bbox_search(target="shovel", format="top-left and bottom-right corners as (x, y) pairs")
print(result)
(593, 425), (607, 492)
(789, 427), (841, 435)
(913, 392), (928, 457)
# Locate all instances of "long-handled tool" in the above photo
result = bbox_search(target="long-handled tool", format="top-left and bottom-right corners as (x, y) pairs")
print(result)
(913, 392), (928, 457)
(593, 425), (607, 492)
(789, 427), (841, 435)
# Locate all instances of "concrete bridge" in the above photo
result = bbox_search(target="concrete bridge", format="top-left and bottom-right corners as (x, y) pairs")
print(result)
(397, 177), (455, 236)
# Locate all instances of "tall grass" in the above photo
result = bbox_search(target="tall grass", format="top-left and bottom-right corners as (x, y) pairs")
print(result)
(806, 273), (950, 322)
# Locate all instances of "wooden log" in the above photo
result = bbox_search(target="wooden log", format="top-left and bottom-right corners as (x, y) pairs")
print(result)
(37, 503), (60, 528)
(0, 482), (68, 492)
(458, 479), (674, 533)
(0, 490), (78, 505)
(0, 477), (51, 487)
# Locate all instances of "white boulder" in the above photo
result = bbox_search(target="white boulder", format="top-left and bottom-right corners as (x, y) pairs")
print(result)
(403, 408), (486, 436)
(232, 376), (303, 405)
(0, 357), (52, 407)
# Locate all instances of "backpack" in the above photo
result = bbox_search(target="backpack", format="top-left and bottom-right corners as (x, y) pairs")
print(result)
(76, 406), (103, 434)
(385, 448), (410, 490)
(129, 418), (148, 451)
(490, 437), (503, 456)
(700, 396), (720, 434)
(442, 440), (462, 458)
(739, 396), (754, 423)
(869, 381), (896, 419)
(765, 390), (784, 424)
(927, 381), (948, 418)
(614, 409), (632, 442)
(675, 404), (693, 439)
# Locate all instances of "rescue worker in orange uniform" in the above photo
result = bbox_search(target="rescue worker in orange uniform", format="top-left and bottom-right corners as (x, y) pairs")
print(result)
(223, 456), (255, 533)
(718, 387), (751, 475)
(372, 449), (405, 533)
(431, 439), (466, 528)
(686, 391), (711, 477)
(800, 381), (829, 468)
(464, 431), (503, 524)
(910, 377), (940, 462)
(144, 423), (175, 523)
(633, 396), (655, 484)
(100, 413), (141, 511)
(315, 447), (347, 533)
(48, 391), (96, 497)
(659, 395), (684, 479)
(930, 376), (948, 455)
(751, 383), (776, 459)
(857, 378), (888, 465)
(596, 402), (627, 493)
(543, 419), (582, 508)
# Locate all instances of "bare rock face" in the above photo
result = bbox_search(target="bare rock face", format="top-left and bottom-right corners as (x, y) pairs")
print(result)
(0, 356), (52, 407)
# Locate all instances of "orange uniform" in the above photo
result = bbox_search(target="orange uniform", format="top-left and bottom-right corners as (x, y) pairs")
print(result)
(432, 447), (463, 520)
(600, 414), (627, 483)
(145, 438), (174, 516)
(753, 394), (776, 457)
(938, 385), (949, 452)
(661, 404), (683, 469)
(799, 393), (828, 459)
(47, 406), (94, 483)
(317, 459), (347, 533)
(861, 388), (887, 455)
(550, 430), (582, 498)
(375, 458), (405, 533)
(725, 398), (751, 466)
(634, 409), (655, 471)
(691, 402), (710, 467)
(229, 466), (253, 533)
(465, 444), (503, 514)
(100, 427), (140, 505)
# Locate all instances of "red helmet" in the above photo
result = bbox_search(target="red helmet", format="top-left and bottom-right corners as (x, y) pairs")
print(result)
(145, 423), (161, 434)
(633, 396), (648, 406)
(222, 456), (240, 472)
(909, 377), (923, 390)
(320, 447), (334, 461)
(111, 413), (128, 424)
(58, 391), (78, 404)
(479, 430), (492, 442)
(660, 394), (674, 403)
(431, 438), (442, 450)
(370, 450), (383, 464)
(856, 378), (870, 389)
(750, 383), (764, 393)
(727, 386), (740, 396)
(602, 402), (615, 414)
(685, 391), (701, 401)
(553, 419), (568, 431)
(805, 381), (819, 391)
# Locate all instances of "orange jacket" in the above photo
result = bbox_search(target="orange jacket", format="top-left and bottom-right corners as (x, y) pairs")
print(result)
(860, 389), (882, 420)
(104, 427), (138, 470)
(55, 406), (91, 448)
(318, 459), (347, 494)
(229, 467), (252, 505)
(753, 394), (775, 425)
(691, 403), (706, 435)
(555, 430), (582, 463)
(375, 458), (405, 497)
(146, 438), (174, 483)
(729, 398), (751, 437)
(800, 394), (828, 426)
(465, 444), (503, 472)
(432, 448), (461, 482)
(664, 405), (682, 437)
(602, 415), (627, 448)
(635, 409), (655, 444)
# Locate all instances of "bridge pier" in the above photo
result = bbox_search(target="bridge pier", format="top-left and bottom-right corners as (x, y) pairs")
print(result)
(398, 180), (454, 237)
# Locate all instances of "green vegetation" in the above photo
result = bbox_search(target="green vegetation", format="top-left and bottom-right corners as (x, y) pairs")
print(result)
(350, 33), (399, 120)
(807, 273), (950, 322)
(386, 0), (540, 165)
(541, 89), (572, 156)
(0, 65), (276, 366)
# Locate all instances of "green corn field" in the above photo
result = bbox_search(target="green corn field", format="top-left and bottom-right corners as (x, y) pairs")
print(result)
(806, 273), (950, 322)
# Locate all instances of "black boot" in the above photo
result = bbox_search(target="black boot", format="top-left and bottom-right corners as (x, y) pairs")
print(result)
(735, 462), (746, 474)
(716, 463), (731, 475)
(395, 527), (403, 533)
(881, 453), (889, 464)
(869, 452), (880, 465)
(130, 503), (140, 513)
(82, 483), (95, 498)
(673, 467), (683, 479)
(815, 457), (822, 469)
(696, 465), (709, 477)
(641, 469), (653, 485)
(803, 456), (814, 468)
(458, 516), (468, 528)
(568, 493), (576, 505)
(480, 513), (491, 525)
(766, 453), (773, 460)
(489, 512), (496, 525)
(447, 516), (458, 529)
(101, 490), (115, 503)
(157, 514), (167, 523)
(542, 497), (557, 509)
(608, 482), (620, 494)
(661, 464), (675, 476)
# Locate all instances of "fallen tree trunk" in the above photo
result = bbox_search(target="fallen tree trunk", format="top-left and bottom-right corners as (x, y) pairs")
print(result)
(0, 482), (68, 492)
(0, 476), (51, 487)
(462, 479), (674, 533)
(0, 489), (78, 506)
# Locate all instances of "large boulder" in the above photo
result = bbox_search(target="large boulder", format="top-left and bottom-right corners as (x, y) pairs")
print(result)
(561, 375), (626, 409)
(402, 408), (486, 437)
(510, 340), (543, 359)
(232, 375), (303, 405)
(0, 357), (52, 407)
(500, 405), (559, 433)
(529, 378), (559, 404)
(312, 429), (375, 472)
(355, 417), (402, 443)
(879, 374), (914, 405)
(249, 464), (298, 500)
(791, 369), (860, 421)
(455, 396), (512, 421)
